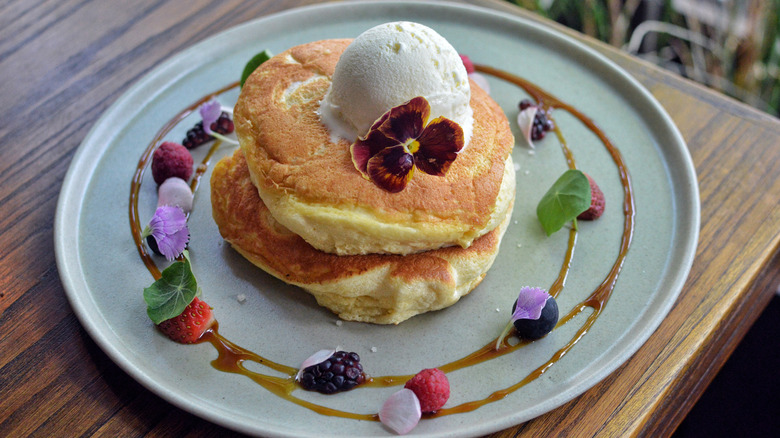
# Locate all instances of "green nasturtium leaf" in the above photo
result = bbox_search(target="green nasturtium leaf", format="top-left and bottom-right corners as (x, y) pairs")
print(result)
(536, 169), (591, 236)
(240, 50), (273, 88)
(143, 250), (200, 324)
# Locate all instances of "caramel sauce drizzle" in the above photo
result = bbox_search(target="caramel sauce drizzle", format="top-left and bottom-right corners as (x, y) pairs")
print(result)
(128, 65), (635, 422)
(129, 81), (239, 280)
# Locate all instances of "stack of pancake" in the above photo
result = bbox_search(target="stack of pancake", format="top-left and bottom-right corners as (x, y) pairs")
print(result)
(210, 39), (515, 324)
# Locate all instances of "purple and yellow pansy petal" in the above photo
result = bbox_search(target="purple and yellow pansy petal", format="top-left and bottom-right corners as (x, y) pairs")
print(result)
(375, 96), (430, 144)
(413, 116), (464, 176)
(351, 130), (398, 176)
(366, 145), (415, 193)
(366, 109), (391, 134)
(350, 140), (373, 178)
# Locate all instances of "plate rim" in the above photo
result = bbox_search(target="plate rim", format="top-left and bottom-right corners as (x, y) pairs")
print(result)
(54, 1), (700, 436)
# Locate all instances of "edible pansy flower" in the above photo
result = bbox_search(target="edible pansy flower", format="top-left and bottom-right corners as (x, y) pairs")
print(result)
(351, 96), (464, 193)
(141, 205), (190, 261)
(495, 286), (553, 349)
(198, 99), (238, 145)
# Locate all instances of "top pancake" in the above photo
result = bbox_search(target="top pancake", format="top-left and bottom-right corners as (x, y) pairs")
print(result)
(234, 39), (515, 255)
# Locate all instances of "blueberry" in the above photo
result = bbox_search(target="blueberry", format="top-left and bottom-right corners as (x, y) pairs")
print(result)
(146, 234), (162, 256)
(512, 296), (559, 340)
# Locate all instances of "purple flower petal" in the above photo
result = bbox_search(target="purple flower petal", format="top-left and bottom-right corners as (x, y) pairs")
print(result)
(375, 96), (428, 144)
(512, 286), (550, 321)
(199, 99), (222, 135)
(155, 225), (189, 261)
(351, 128), (398, 176)
(147, 206), (189, 260)
(379, 388), (421, 435)
(366, 145), (415, 193)
(148, 205), (187, 235)
(414, 116), (463, 176)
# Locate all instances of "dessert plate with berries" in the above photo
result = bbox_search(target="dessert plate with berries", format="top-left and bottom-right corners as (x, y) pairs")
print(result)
(55, 1), (699, 437)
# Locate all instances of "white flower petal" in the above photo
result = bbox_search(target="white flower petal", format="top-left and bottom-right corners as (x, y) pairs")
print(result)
(295, 349), (335, 381)
(157, 177), (194, 214)
(468, 72), (490, 94)
(517, 106), (538, 149)
(379, 388), (422, 435)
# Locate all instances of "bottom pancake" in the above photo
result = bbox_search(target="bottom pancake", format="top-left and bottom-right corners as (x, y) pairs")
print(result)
(210, 149), (513, 324)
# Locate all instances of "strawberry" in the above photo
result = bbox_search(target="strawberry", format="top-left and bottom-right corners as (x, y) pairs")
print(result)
(578, 173), (605, 220)
(157, 297), (215, 343)
(404, 368), (450, 413)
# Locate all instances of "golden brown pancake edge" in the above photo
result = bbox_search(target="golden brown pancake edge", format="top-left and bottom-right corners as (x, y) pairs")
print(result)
(210, 150), (513, 324)
(234, 39), (515, 256)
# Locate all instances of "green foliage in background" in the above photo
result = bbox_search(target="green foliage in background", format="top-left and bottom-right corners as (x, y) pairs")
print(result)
(508, 0), (780, 116)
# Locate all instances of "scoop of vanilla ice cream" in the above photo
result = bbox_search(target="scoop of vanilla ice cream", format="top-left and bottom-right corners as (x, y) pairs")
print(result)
(319, 21), (473, 144)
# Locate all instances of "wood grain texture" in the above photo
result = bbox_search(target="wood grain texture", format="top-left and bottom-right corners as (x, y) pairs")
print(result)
(0, 0), (778, 437)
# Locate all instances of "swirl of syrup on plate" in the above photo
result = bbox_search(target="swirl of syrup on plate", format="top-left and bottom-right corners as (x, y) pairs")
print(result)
(129, 65), (635, 422)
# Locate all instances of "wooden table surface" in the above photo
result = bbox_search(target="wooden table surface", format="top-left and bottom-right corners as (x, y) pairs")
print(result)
(1, 0), (778, 436)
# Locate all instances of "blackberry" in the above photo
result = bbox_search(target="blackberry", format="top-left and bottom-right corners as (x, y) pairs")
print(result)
(182, 112), (234, 149)
(518, 99), (535, 111)
(299, 351), (365, 394)
(182, 122), (210, 149)
(518, 99), (554, 141)
(512, 295), (559, 340)
(210, 111), (235, 135)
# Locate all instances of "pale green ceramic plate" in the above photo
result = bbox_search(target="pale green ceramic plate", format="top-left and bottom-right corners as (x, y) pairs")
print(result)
(55, 1), (699, 436)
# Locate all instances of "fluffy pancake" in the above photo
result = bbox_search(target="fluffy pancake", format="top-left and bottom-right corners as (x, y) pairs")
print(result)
(234, 39), (515, 255)
(211, 150), (513, 324)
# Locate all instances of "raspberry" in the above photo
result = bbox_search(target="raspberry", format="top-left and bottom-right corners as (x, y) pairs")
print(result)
(299, 351), (365, 394)
(182, 112), (234, 149)
(578, 174), (605, 220)
(404, 368), (450, 413)
(151, 142), (193, 185)
(519, 99), (554, 140)
(459, 54), (475, 74)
